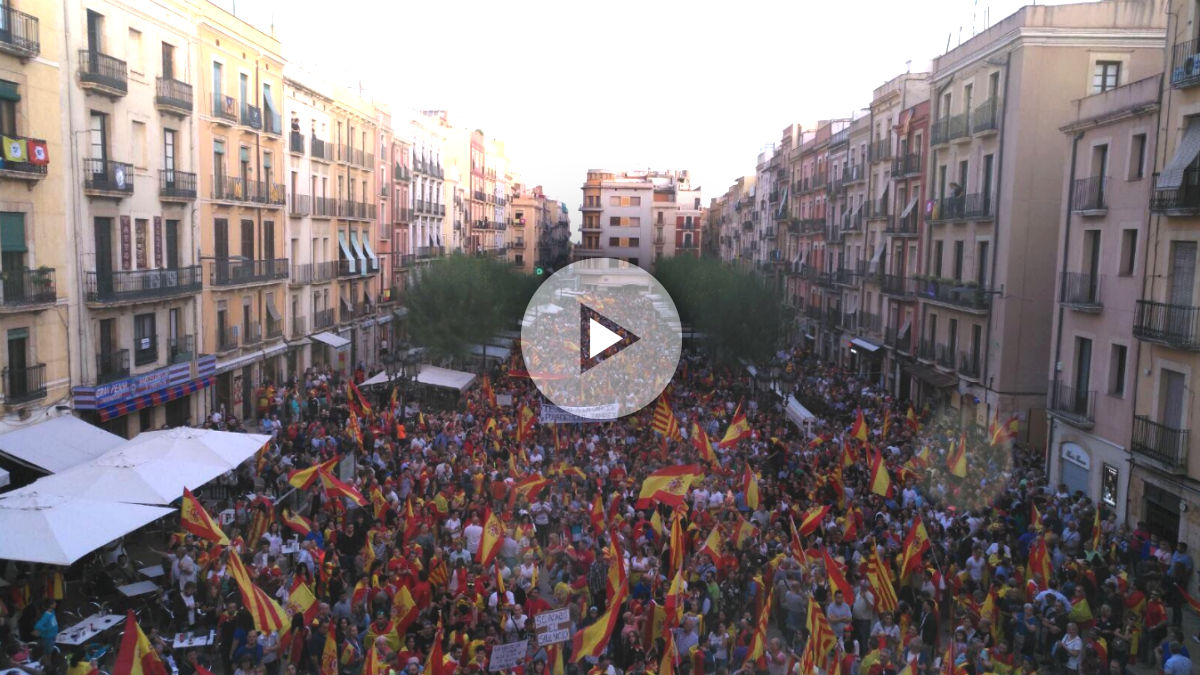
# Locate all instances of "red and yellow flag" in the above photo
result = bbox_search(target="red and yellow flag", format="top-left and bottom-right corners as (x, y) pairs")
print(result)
(806, 599), (839, 664)
(180, 487), (230, 545)
(905, 405), (919, 431)
(285, 578), (319, 624)
(1091, 507), (1103, 552)
(823, 549), (854, 604)
(989, 413), (1019, 446)
(718, 406), (751, 449)
(669, 510), (686, 574)
(287, 456), (340, 489)
(865, 546), (898, 613)
(226, 551), (287, 632)
(797, 505), (830, 537)
(348, 379), (373, 416)
(745, 583), (773, 667)
(897, 517), (931, 582)
(659, 630), (677, 675)
(477, 509), (504, 566)
(1027, 535), (1052, 583)
(481, 376), (497, 408)
(571, 585), (626, 662)
(699, 526), (723, 562)
(114, 610), (168, 675)
(318, 469), (368, 506)
(742, 464), (760, 510)
(636, 464), (703, 509)
(734, 517), (758, 548)
(869, 449), (892, 497)
(947, 436), (967, 478)
(281, 509), (314, 538)
(517, 404), (536, 442)
(850, 408), (869, 442)
(321, 625), (339, 675)
(690, 421), (718, 467)
(362, 641), (386, 675)
(664, 566), (685, 628)
(652, 395), (682, 441)
(606, 536), (628, 603)
(513, 474), (550, 502)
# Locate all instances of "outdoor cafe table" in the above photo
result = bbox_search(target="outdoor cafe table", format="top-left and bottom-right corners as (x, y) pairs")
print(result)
(117, 580), (159, 598)
(56, 612), (123, 646)
(173, 630), (215, 649)
(138, 564), (165, 579)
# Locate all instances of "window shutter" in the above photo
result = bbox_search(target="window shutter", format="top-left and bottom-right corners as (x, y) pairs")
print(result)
(0, 212), (26, 252)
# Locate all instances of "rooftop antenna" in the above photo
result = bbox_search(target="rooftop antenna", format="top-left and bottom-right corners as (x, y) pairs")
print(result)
(906, 59), (912, 73)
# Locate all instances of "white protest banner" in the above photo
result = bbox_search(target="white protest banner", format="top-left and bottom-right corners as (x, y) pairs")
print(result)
(488, 639), (529, 671)
(534, 608), (572, 645)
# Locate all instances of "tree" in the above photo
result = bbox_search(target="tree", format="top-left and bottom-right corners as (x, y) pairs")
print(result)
(653, 256), (783, 364)
(406, 253), (539, 361)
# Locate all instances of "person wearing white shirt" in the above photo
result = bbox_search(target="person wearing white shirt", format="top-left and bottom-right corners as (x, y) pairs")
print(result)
(488, 589), (515, 609)
(463, 519), (484, 554)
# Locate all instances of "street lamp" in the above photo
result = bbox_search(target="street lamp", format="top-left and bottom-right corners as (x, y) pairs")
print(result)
(387, 345), (420, 426)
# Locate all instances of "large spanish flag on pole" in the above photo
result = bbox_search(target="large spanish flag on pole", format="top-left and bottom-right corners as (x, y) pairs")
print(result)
(571, 585), (626, 662)
(180, 487), (229, 545)
(114, 610), (168, 675)
(287, 456), (340, 489)
(797, 505), (831, 537)
(477, 509), (505, 566)
(897, 517), (931, 582)
(742, 464), (760, 510)
(690, 421), (719, 467)
(636, 464), (703, 509)
(850, 409), (869, 443)
(946, 436), (968, 478)
(718, 405), (751, 449)
(868, 448), (892, 497)
(226, 551), (287, 632)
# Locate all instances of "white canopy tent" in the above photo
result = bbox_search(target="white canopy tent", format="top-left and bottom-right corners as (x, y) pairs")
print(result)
(114, 428), (271, 471)
(0, 491), (173, 565)
(13, 443), (233, 505)
(0, 415), (125, 474)
(469, 343), (511, 361)
(416, 365), (476, 392)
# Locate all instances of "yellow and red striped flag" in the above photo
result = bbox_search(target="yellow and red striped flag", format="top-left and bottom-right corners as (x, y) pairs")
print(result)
(897, 517), (931, 582)
(865, 546), (898, 613)
(850, 408), (869, 442)
(513, 474), (550, 502)
(226, 552), (287, 632)
(318, 469), (368, 506)
(797, 505), (831, 537)
(180, 487), (230, 545)
(718, 405), (751, 449)
(823, 548), (854, 604)
(745, 583), (773, 667)
(287, 456), (340, 489)
(743, 464), (760, 510)
(477, 509), (505, 566)
(690, 421), (718, 467)
(114, 610), (168, 675)
(652, 395), (682, 441)
(281, 509), (314, 538)
(869, 448), (892, 497)
(636, 464), (703, 509)
(570, 585), (626, 662)
(806, 599), (839, 663)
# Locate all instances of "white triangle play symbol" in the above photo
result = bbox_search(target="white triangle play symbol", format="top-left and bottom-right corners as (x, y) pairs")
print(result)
(589, 318), (622, 358)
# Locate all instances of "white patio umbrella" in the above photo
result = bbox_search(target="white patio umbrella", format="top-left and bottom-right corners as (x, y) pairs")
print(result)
(14, 442), (231, 505)
(114, 427), (271, 470)
(0, 491), (173, 565)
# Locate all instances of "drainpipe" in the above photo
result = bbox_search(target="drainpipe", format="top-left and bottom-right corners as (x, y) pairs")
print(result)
(61, 0), (88, 389)
(984, 50), (1012, 427)
(1049, 130), (1085, 482)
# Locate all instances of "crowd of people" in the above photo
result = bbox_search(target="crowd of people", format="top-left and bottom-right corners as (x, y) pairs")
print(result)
(0, 346), (1196, 675)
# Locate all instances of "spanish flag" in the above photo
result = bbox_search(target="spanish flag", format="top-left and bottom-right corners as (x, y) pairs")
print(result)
(868, 449), (892, 497)
(989, 413), (1019, 446)
(690, 421), (718, 467)
(513, 474), (550, 501)
(897, 517), (930, 582)
(589, 494), (606, 535)
(226, 551), (287, 632)
(1091, 507), (1102, 552)
(180, 487), (230, 545)
(742, 464), (760, 510)
(659, 630), (677, 675)
(1027, 535), (1052, 583)
(477, 509), (504, 566)
(114, 610), (168, 675)
(946, 436), (967, 478)
(850, 408), (869, 442)
(669, 510), (686, 574)
(288, 456), (340, 489)
(517, 404), (536, 442)
(393, 585), (419, 633)
(362, 641), (386, 675)
(823, 549), (854, 604)
(905, 405), (920, 431)
(318, 469), (368, 506)
(606, 536), (628, 603)
(484, 417), (498, 438)
(664, 566), (685, 628)
(881, 408), (892, 439)
(286, 578), (319, 624)
(281, 509), (314, 538)
(482, 376), (497, 408)
(698, 526), (723, 562)
(718, 406), (751, 449)
(322, 625), (339, 675)
(797, 505), (830, 537)
(348, 379), (373, 416)
(636, 464), (703, 509)
(734, 517), (758, 548)
(570, 585), (626, 662)
(745, 583), (773, 667)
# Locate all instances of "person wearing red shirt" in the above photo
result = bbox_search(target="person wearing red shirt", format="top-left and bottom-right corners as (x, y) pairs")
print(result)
(524, 587), (552, 618)
(1145, 591), (1168, 665)
(411, 571), (432, 610)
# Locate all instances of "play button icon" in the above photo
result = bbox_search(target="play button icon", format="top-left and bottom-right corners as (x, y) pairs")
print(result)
(520, 258), (682, 420)
(581, 305), (639, 373)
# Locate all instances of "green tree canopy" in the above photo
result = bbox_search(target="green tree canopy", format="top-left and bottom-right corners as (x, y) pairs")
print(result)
(653, 256), (783, 365)
(406, 253), (539, 361)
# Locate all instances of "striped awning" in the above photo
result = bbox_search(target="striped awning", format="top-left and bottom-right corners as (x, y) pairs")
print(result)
(98, 376), (212, 422)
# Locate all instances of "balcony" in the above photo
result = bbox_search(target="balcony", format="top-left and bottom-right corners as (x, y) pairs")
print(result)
(289, 193), (311, 217)
(1060, 271), (1102, 312)
(263, 110), (282, 136)
(242, 323), (262, 346)
(96, 348), (130, 384)
(240, 103), (262, 130)
(290, 261), (337, 285)
(210, 93), (237, 124)
(1133, 300), (1200, 350)
(313, 308), (335, 330)
(833, 267), (857, 287)
(310, 138), (334, 162)
(0, 268), (56, 308)
(312, 197), (336, 218)
(85, 266), (202, 304)
(210, 177), (285, 207)
(154, 77), (192, 116)
(168, 335), (194, 364)
(917, 338), (935, 362)
(3, 361), (45, 406)
(918, 278), (993, 312)
(1171, 38), (1200, 89)
(931, 113), (969, 146)
(266, 319), (282, 340)
(1134, 414), (1192, 473)
(866, 199), (888, 222)
(886, 212), (919, 236)
(0, 6), (39, 58)
(83, 158), (133, 197)
(973, 98), (1001, 135)
(291, 314), (307, 337)
(393, 207), (411, 223)
(217, 326), (238, 352)
(0, 134), (48, 181)
(959, 351), (981, 379)
(133, 333), (158, 366)
(891, 153), (921, 177)
(935, 343), (956, 370)
(77, 50), (127, 97)
(208, 258), (289, 287)
(1048, 379), (1096, 428)
(843, 209), (863, 232)
(963, 193), (994, 220)
(339, 200), (376, 221)
(845, 164), (866, 184)
(289, 131), (305, 154)
(869, 139), (891, 163)
(880, 274), (917, 297)
(159, 170), (197, 201)
(859, 311), (883, 335)
(1072, 176), (1108, 215)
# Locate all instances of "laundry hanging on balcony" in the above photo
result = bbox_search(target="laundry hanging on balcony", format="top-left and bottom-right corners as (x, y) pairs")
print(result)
(1158, 117), (1200, 190)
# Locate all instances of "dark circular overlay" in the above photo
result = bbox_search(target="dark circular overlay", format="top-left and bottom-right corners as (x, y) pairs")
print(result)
(519, 258), (682, 421)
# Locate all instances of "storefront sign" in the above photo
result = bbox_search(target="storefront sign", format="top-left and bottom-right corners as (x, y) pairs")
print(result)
(94, 367), (174, 407)
(1061, 443), (1090, 469)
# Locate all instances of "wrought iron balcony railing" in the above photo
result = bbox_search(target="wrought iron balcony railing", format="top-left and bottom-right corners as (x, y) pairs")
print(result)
(0, 268), (55, 306)
(85, 266), (202, 303)
(3, 362), (45, 405)
(1133, 299), (1200, 350)
(1132, 415), (1189, 471)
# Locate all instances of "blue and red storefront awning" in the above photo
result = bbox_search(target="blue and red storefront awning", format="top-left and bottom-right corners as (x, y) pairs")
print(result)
(98, 376), (213, 421)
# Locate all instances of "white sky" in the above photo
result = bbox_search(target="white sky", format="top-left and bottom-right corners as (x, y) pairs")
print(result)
(218, 0), (1077, 225)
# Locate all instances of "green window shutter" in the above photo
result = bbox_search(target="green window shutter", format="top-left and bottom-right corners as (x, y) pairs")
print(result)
(0, 81), (21, 102)
(0, 212), (26, 252)
(239, 146), (249, 163)
(213, 139), (225, 155)
(6, 327), (28, 340)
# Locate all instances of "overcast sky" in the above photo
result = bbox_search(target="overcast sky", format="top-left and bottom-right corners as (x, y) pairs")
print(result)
(218, 0), (1076, 227)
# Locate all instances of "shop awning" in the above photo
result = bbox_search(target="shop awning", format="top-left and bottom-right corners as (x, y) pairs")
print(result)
(905, 361), (958, 388)
(350, 232), (369, 275)
(338, 231), (356, 274)
(785, 395), (816, 429)
(0, 415), (125, 474)
(870, 242), (886, 264)
(362, 236), (379, 272)
(1158, 116), (1200, 190)
(312, 331), (351, 348)
(901, 197), (918, 218)
(416, 365), (477, 392)
(99, 376), (213, 422)
(265, 295), (281, 321)
(851, 337), (882, 352)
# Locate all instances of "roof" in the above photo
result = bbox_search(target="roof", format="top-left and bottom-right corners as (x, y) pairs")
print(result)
(0, 416), (125, 474)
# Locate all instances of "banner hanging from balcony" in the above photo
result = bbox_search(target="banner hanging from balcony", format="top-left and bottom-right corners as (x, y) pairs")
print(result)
(74, 355), (217, 411)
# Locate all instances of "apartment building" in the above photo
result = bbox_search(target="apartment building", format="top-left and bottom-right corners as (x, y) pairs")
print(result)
(837, 115), (874, 372)
(1138, 0), (1200, 545)
(919, 1), (1164, 436)
(508, 185), (571, 275)
(64, 0), (209, 436)
(576, 169), (701, 270)
(485, 139), (511, 257)
(194, 2), (288, 420)
(1046, 74), (1160, 525)
(409, 112), (446, 260)
(0, 0), (70, 427)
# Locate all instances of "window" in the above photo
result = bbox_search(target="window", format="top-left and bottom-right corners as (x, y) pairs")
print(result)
(163, 129), (176, 173)
(609, 216), (621, 226)
(134, 313), (156, 366)
(629, 217), (640, 227)
(952, 241), (964, 281)
(629, 196), (641, 206)
(609, 196), (622, 206)
(131, 120), (146, 168)
(629, 237), (640, 247)
(161, 42), (175, 80)
(213, 138), (225, 182)
(212, 61), (223, 97)
(1093, 61), (1120, 93)
(1119, 229), (1137, 276)
(609, 237), (620, 247)
(1108, 343), (1127, 397)
(127, 28), (143, 74)
(0, 80), (16, 137)
(1130, 133), (1147, 180)
(933, 240), (944, 277)
(977, 241), (989, 286)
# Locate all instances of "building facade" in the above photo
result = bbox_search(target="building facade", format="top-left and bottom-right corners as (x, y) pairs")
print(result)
(576, 169), (701, 270)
